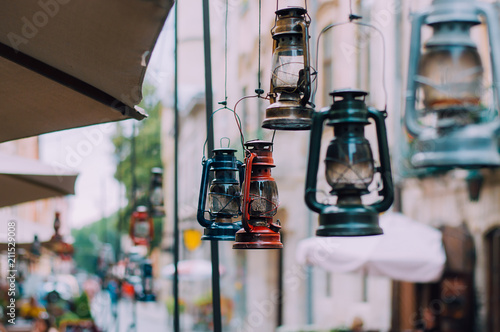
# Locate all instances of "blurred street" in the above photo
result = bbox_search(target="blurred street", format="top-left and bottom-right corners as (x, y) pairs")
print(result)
(91, 291), (168, 332)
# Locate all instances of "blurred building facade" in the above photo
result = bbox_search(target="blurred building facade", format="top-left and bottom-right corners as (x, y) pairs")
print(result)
(160, 0), (500, 331)
(0, 138), (73, 280)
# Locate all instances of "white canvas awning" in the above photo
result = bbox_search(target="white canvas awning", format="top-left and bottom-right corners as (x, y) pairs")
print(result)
(0, 0), (173, 142)
(297, 212), (446, 283)
(0, 152), (78, 207)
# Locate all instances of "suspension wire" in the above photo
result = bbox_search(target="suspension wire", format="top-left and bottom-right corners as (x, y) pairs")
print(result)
(271, 130), (276, 143)
(173, 1), (180, 330)
(224, 0), (229, 104)
(313, 18), (389, 112)
(256, 0), (264, 96)
(234, 95), (257, 150)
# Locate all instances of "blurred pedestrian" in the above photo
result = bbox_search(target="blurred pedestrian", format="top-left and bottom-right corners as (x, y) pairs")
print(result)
(350, 316), (364, 332)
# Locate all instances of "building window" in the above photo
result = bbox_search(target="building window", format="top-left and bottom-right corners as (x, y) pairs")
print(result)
(486, 227), (500, 332)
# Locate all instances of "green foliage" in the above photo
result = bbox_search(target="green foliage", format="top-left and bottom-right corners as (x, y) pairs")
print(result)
(72, 85), (164, 273)
(112, 84), (163, 250)
(71, 213), (120, 274)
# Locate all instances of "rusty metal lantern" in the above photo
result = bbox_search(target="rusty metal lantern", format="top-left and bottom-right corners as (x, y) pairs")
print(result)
(129, 206), (154, 246)
(263, 7), (314, 131)
(233, 140), (283, 249)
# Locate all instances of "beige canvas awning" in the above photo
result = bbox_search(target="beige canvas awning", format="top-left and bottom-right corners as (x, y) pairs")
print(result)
(0, 152), (78, 207)
(0, 0), (173, 142)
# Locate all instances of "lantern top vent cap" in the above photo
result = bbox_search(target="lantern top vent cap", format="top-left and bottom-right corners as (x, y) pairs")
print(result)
(330, 89), (368, 101)
(275, 6), (307, 16)
(136, 206), (148, 212)
(151, 167), (163, 175)
(244, 140), (273, 151)
(213, 148), (237, 154)
(327, 89), (370, 125)
(427, 0), (480, 25)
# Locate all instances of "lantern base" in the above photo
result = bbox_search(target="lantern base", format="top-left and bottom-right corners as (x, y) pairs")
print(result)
(233, 226), (283, 249)
(137, 293), (156, 302)
(316, 205), (383, 237)
(263, 99), (313, 131)
(202, 222), (241, 241)
(411, 121), (500, 168)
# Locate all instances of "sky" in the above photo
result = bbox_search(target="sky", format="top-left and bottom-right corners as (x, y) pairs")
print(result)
(38, 14), (175, 229)
(39, 122), (128, 229)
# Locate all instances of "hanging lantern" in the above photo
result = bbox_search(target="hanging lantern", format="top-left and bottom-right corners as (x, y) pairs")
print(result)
(31, 235), (41, 257)
(138, 260), (156, 302)
(305, 89), (394, 236)
(405, 0), (500, 168)
(130, 206), (154, 246)
(197, 148), (244, 241)
(233, 140), (283, 249)
(263, 7), (314, 131)
(43, 212), (74, 256)
(149, 167), (165, 217)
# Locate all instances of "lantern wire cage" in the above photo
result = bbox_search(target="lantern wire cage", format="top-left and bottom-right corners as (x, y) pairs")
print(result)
(205, 146), (243, 216)
(327, 157), (374, 193)
(270, 0), (313, 95)
(248, 194), (280, 216)
(412, 42), (496, 127)
(269, 0), (317, 108)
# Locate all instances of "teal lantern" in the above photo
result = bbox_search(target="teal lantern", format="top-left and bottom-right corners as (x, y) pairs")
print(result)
(405, 0), (500, 168)
(305, 89), (393, 236)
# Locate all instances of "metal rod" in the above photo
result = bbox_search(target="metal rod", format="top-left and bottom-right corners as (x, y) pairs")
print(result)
(173, 1), (180, 331)
(202, 0), (222, 330)
(211, 241), (222, 331)
(203, 0), (215, 155)
(131, 122), (137, 207)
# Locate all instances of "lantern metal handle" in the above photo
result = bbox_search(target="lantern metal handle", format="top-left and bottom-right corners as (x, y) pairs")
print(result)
(304, 109), (330, 213)
(476, 2), (500, 111)
(367, 107), (394, 212)
(298, 19), (312, 107)
(242, 152), (257, 232)
(404, 10), (429, 137)
(237, 160), (245, 187)
(197, 158), (215, 228)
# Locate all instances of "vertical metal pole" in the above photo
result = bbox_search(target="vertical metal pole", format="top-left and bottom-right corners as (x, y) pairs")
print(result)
(131, 122), (137, 207)
(173, 1), (180, 331)
(306, 0), (318, 323)
(210, 241), (222, 331)
(202, 0), (222, 330)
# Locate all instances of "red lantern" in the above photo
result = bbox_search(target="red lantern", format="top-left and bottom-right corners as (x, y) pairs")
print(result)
(233, 140), (283, 249)
(130, 206), (154, 246)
